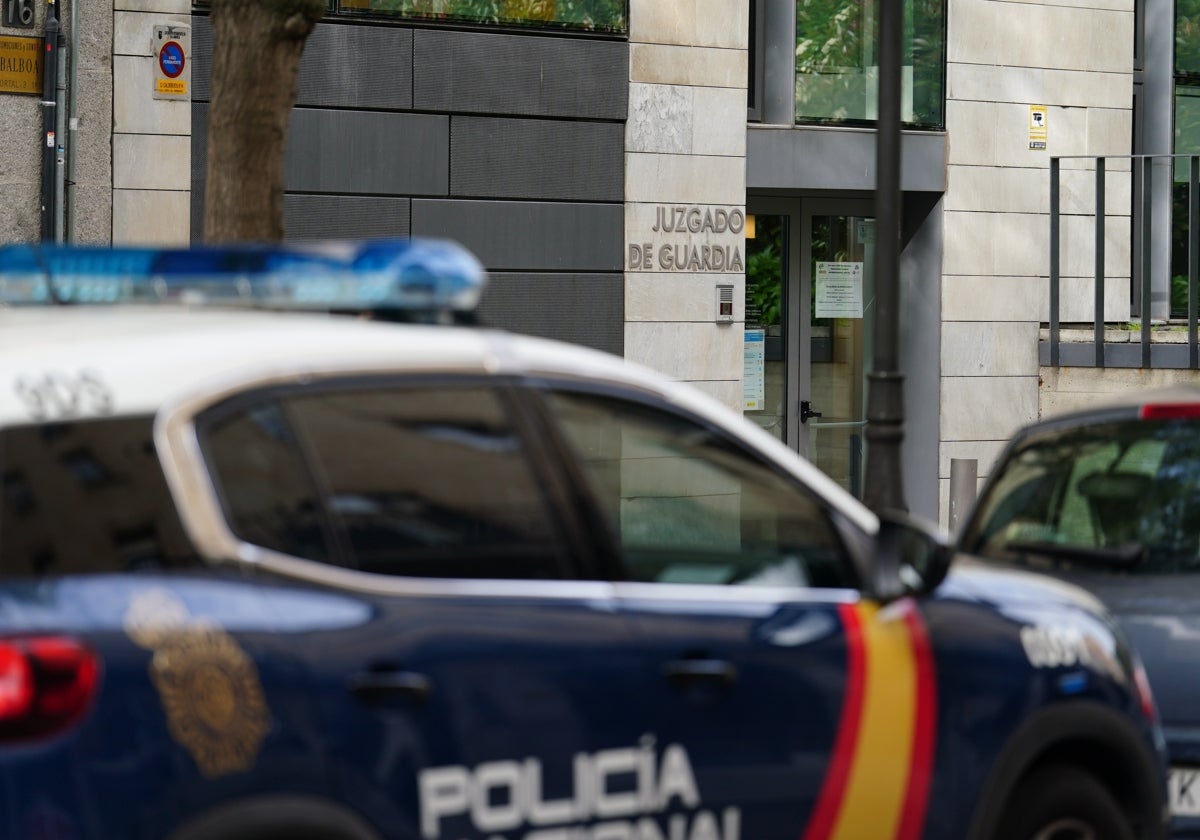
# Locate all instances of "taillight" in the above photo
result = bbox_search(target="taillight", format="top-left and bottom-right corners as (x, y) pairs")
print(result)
(0, 637), (99, 741)
(1132, 657), (1158, 722)
(1139, 402), (1200, 420)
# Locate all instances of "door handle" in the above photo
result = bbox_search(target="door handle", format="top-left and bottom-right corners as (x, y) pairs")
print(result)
(347, 670), (433, 702)
(663, 659), (738, 686)
(800, 400), (823, 424)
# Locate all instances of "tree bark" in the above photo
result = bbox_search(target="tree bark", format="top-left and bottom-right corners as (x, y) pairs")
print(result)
(203, 0), (323, 243)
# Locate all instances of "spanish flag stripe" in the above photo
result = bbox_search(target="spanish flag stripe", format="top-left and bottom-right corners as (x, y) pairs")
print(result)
(829, 601), (918, 840)
(800, 602), (867, 840)
(895, 605), (938, 840)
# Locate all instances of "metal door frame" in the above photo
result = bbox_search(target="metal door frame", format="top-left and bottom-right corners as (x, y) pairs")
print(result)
(747, 197), (874, 460)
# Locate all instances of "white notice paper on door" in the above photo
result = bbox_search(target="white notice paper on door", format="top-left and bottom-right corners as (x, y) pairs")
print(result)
(815, 261), (863, 319)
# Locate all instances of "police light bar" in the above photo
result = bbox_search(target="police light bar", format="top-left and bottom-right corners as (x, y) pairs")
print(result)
(0, 239), (488, 314)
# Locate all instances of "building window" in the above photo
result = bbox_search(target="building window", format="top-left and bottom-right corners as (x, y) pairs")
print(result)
(333, 0), (627, 33)
(794, 0), (945, 129)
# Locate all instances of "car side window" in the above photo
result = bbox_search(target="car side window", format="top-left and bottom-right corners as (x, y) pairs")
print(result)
(202, 383), (571, 580)
(0, 417), (196, 576)
(545, 390), (856, 588)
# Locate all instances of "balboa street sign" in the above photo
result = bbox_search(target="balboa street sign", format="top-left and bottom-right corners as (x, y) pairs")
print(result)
(628, 204), (746, 273)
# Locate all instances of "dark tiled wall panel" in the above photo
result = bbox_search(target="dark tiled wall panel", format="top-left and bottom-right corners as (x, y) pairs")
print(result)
(411, 199), (622, 272)
(450, 117), (623, 201)
(284, 195), (412, 239)
(284, 110), (449, 195)
(413, 29), (627, 119)
(478, 274), (624, 356)
(191, 16), (626, 353)
(191, 19), (414, 110)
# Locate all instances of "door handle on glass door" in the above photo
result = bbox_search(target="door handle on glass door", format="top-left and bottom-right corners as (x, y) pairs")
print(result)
(801, 401), (823, 423)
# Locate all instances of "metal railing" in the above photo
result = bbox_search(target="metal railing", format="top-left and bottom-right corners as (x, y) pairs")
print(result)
(1045, 154), (1200, 369)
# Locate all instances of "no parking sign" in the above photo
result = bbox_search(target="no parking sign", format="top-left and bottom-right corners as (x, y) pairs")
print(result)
(152, 23), (190, 100)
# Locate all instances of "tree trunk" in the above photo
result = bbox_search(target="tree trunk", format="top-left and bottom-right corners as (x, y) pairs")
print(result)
(203, 0), (323, 243)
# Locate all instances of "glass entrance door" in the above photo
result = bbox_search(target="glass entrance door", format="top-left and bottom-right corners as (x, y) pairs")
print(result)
(744, 200), (873, 498)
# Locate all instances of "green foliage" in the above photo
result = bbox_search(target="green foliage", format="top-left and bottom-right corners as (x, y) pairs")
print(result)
(746, 240), (782, 327)
(793, 0), (945, 127)
(1180, 0), (1200, 75)
(341, 0), (626, 31)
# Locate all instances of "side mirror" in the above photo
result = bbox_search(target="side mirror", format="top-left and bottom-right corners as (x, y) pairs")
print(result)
(871, 511), (953, 601)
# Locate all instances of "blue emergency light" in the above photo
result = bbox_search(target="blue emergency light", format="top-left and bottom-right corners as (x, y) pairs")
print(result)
(0, 239), (488, 316)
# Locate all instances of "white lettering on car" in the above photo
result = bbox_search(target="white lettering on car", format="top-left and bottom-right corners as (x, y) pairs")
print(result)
(1020, 623), (1094, 669)
(418, 739), (739, 840)
(14, 369), (113, 420)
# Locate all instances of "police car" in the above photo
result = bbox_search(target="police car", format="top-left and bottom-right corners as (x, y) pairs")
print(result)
(0, 239), (1168, 840)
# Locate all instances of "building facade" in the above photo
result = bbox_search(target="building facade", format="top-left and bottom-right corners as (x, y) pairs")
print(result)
(1, 0), (1186, 525)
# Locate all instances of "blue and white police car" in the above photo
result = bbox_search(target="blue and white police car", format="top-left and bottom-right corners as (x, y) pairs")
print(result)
(0, 239), (1170, 840)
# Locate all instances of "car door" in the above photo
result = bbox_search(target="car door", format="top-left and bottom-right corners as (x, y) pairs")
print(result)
(536, 386), (938, 840)
(195, 377), (655, 840)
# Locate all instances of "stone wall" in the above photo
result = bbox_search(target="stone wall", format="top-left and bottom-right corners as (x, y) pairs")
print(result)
(938, 0), (1135, 524)
(624, 0), (748, 412)
(0, 0), (112, 243)
(112, 0), (189, 244)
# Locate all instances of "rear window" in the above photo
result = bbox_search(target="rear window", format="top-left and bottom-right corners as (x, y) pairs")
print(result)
(0, 418), (195, 576)
(964, 418), (1200, 574)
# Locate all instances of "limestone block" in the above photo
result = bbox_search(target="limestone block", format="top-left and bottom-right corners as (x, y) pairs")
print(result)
(942, 209), (1048, 278)
(1087, 107), (1133, 158)
(625, 272), (745, 322)
(114, 10), (188, 55)
(115, 0), (189, 14)
(624, 320), (744, 381)
(113, 133), (190, 191)
(941, 321), (1040, 377)
(941, 375), (1039, 440)
(627, 84), (691, 155)
(949, 0), (1132, 74)
(113, 56), (190, 135)
(630, 0), (746, 50)
(942, 275), (1044, 322)
(625, 153), (745, 206)
(692, 86), (746, 157)
(696, 379), (744, 414)
(947, 64), (1132, 111)
(112, 188), (190, 244)
(630, 43), (746, 89)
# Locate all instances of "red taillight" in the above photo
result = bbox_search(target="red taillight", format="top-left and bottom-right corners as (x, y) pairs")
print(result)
(1133, 658), (1158, 722)
(1139, 402), (1200, 420)
(0, 637), (99, 741)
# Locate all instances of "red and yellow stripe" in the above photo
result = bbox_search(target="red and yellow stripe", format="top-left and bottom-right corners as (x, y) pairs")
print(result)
(802, 599), (937, 840)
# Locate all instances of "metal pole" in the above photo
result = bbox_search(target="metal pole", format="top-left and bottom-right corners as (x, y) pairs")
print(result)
(1094, 159), (1105, 367)
(39, 2), (60, 242)
(53, 13), (66, 242)
(948, 458), (978, 535)
(863, 0), (906, 513)
(1050, 158), (1060, 366)
(66, 0), (79, 241)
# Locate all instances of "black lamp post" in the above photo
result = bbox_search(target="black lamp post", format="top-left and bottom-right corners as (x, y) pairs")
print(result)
(862, 0), (907, 514)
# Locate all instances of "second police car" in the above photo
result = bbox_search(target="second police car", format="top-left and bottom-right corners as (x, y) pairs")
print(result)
(0, 239), (1169, 840)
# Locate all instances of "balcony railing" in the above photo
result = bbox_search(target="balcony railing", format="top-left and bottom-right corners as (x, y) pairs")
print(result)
(1043, 154), (1200, 369)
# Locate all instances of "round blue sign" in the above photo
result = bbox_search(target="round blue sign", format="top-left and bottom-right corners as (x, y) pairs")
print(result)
(159, 41), (185, 79)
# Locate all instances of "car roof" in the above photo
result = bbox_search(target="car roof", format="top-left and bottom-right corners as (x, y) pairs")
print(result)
(0, 304), (876, 532)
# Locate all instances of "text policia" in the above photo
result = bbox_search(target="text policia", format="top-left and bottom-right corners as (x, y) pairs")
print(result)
(418, 740), (740, 840)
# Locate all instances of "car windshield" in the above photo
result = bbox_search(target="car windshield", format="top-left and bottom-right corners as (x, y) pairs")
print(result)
(962, 418), (1200, 574)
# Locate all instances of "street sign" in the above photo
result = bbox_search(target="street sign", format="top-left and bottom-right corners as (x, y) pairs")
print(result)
(152, 22), (190, 100)
(0, 35), (41, 95)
